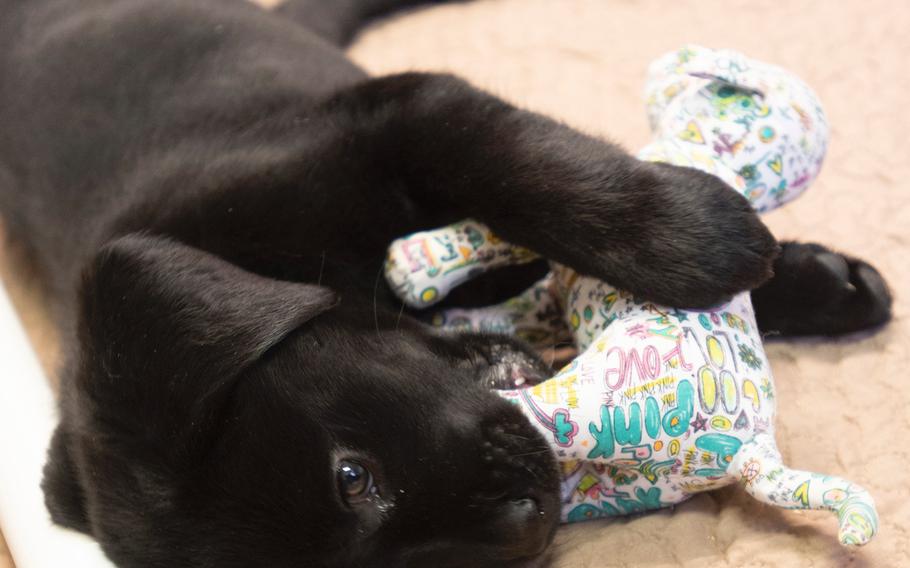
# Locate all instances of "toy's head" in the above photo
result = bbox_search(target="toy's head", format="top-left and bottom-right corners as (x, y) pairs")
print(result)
(639, 45), (828, 212)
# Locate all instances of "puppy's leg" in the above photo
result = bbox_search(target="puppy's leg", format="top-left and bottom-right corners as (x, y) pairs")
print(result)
(272, 0), (451, 46)
(751, 241), (892, 337)
(167, 73), (777, 308)
(318, 73), (778, 308)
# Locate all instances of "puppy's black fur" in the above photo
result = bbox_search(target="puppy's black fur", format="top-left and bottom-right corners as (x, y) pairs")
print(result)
(0, 1), (891, 566)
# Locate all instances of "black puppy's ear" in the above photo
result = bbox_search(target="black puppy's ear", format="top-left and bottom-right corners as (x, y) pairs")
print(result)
(42, 425), (90, 533)
(78, 234), (337, 461)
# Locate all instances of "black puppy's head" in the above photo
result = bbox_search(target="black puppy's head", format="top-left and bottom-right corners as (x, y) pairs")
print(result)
(44, 234), (560, 567)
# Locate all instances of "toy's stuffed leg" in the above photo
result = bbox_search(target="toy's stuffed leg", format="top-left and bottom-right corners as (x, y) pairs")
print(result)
(729, 433), (878, 546)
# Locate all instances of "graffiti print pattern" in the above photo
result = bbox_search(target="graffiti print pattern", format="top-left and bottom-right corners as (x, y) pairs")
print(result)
(496, 289), (774, 520)
(640, 44), (829, 212)
(386, 219), (538, 308)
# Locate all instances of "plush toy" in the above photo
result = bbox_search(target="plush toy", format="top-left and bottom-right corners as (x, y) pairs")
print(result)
(384, 46), (878, 547)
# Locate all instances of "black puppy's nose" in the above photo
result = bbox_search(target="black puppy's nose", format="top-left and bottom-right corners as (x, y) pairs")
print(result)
(489, 497), (552, 559)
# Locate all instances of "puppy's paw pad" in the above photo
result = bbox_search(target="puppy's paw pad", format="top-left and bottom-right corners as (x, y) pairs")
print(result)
(847, 260), (893, 324)
(814, 251), (852, 291)
(808, 247), (891, 320)
(759, 243), (893, 336)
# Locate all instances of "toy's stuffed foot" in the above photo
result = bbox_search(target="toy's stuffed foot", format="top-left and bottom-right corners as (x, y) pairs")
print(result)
(730, 434), (879, 547)
(752, 241), (892, 337)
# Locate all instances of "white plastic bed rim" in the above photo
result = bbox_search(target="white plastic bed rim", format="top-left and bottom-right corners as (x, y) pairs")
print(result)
(0, 279), (114, 568)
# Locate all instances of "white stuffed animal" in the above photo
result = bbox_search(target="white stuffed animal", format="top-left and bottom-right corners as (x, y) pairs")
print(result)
(384, 46), (878, 547)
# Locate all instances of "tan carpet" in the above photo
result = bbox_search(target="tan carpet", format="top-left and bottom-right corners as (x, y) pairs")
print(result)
(2, 1), (908, 566)
(0, 534), (11, 568)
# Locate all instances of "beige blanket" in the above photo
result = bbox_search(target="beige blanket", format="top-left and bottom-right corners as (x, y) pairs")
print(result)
(2, 0), (908, 566)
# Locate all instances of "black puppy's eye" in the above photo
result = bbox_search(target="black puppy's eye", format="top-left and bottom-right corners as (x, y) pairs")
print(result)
(337, 460), (375, 503)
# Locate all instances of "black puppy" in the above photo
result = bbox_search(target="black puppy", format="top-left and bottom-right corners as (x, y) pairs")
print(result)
(0, 1), (891, 567)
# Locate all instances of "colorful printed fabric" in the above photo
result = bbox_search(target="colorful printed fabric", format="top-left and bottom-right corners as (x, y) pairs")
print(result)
(383, 46), (877, 546)
(498, 280), (777, 520)
(640, 45), (828, 213)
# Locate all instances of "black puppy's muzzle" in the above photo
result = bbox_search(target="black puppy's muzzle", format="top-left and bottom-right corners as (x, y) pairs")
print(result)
(471, 410), (562, 564)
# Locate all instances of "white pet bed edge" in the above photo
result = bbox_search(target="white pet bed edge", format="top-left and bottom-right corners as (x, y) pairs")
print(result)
(0, 280), (114, 567)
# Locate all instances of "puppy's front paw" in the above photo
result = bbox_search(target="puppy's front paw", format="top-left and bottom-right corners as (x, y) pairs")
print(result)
(560, 162), (779, 308)
(752, 242), (893, 337)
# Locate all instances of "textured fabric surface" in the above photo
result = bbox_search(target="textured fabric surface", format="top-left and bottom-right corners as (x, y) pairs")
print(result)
(1, 1), (908, 566)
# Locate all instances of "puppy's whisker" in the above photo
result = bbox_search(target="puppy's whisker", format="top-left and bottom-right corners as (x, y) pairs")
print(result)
(509, 448), (552, 458)
(474, 491), (509, 502)
(543, 340), (577, 368)
(545, 348), (555, 368)
(317, 249), (326, 286)
(372, 261), (383, 339)
(500, 432), (533, 441)
(395, 300), (405, 333)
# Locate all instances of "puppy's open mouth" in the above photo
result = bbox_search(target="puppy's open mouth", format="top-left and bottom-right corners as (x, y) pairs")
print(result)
(476, 343), (551, 390)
